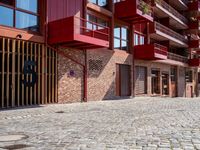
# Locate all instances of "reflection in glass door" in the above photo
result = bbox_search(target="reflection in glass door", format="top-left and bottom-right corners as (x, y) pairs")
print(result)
(162, 73), (169, 96)
(151, 69), (160, 95)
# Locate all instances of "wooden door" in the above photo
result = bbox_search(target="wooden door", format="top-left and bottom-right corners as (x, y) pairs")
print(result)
(116, 64), (131, 96)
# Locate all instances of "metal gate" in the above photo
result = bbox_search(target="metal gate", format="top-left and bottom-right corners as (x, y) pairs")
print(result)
(0, 37), (58, 109)
(135, 66), (147, 95)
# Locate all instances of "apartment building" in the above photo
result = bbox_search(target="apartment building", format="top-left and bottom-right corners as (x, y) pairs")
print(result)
(0, 0), (199, 109)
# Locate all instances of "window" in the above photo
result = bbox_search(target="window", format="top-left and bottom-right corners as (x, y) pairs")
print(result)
(16, 0), (38, 13)
(170, 67), (177, 82)
(134, 33), (145, 46)
(114, 25), (129, 51)
(16, 11), (38, 31)
(0, 0), (39, 32)
(89, 0), (108, 7)
(186, 70), (193, 83)
(86, 14), (108, 30)
(151, 69), (160, 94)
(0, 6), (13, 27)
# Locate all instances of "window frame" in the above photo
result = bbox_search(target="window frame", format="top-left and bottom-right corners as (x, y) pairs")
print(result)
(89, 0), (108, 7)
(114, 25), (129, 51)
(185, 70), (193, 83)
(134, 32), (145, 46)
(0, 0), (40, 33)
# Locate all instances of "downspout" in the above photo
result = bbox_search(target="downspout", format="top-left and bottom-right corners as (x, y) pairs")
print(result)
(83, 49), (88, 102)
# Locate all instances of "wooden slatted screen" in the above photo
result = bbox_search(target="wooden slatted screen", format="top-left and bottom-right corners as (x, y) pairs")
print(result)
(0, 37), (57, 109)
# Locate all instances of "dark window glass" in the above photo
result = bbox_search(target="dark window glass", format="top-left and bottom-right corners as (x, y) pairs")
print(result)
(0, 6), (13, 27)
(198, 73), (200, 84)
(186, 70), (193, 83)
(16, 11), (38, 31)
(16, 0), (38, 13)
(86, 14), (108, 30)
(0, 0), (14, 6)
(170, 67), (177, 82)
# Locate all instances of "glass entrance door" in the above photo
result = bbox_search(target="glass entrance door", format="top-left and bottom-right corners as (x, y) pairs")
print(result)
(151, 69), (160, 95)
(162, 73), (169, 96)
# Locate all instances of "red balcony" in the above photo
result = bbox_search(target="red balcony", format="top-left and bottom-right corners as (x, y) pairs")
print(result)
(114, 0), (153, 23)
(48, 16), (110, 49)
(189, 40), (200, 49)
(168, 52), (188, 63)
(189, 21), (200, 30)
(188, 0), (200, 11)
(149, 22), (188, 47)
(188, 58), (200, 67)
(134, 43), (168, 60)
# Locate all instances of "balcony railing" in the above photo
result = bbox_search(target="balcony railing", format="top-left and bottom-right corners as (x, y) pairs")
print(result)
(76, 17), (110, 41)
(181, 0), (188, 5)
(168, 52), (188, 63)
(48, 16), (110, 48)
(154, 43), (168, 55)
(154, 0), (188, 24)
(155, 22), (188, 43)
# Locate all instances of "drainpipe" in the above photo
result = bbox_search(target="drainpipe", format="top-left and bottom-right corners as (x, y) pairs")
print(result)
(83, 49), (88, 102)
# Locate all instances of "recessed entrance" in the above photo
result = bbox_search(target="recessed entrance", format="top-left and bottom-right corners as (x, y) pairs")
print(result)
(162, 72), (169, 96)
(116, 64), (131, 96)
(151, 69), (160, 95)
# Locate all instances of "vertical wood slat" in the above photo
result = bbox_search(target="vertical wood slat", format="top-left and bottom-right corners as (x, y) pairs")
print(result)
(41, 45), (45, 104)
(45, 47), (48, 104)
(6, 39), (10, 107)
(26, 42), (29, 105)
(30, 43), (33, 105)
(34, 43), (37, 105)
(52, 50), (55, 103)
(21, 41), (25, 106)
(17, 40), (20, 106)
(48, 48), (52, 103)
(12, 40), (16, 107)
(1, 38), (5, 108)
(38, 44), (41, 104)
(55, 52), (58, 103)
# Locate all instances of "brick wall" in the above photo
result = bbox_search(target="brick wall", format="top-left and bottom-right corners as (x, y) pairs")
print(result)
(87, 49), (133, 101)
(57, 48), (133, 103)
(57, 48), (84, 103)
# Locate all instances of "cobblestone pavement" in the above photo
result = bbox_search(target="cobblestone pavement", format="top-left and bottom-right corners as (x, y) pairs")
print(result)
(1, 97), (200, 150)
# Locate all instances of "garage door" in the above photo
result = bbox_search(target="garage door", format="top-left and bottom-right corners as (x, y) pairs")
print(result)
(135, 66), (147, 95)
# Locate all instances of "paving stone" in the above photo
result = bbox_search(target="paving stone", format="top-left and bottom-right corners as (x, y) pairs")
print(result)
(0, 97), (200, 149)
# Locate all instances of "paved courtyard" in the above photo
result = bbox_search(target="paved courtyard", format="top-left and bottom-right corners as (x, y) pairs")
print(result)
(1, 97), (200, 150)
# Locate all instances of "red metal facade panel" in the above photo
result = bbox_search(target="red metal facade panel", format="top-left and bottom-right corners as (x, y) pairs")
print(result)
(134, 44), (168, 60)
(48, 0), (83, 22)
(189, 58), (200, 67)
